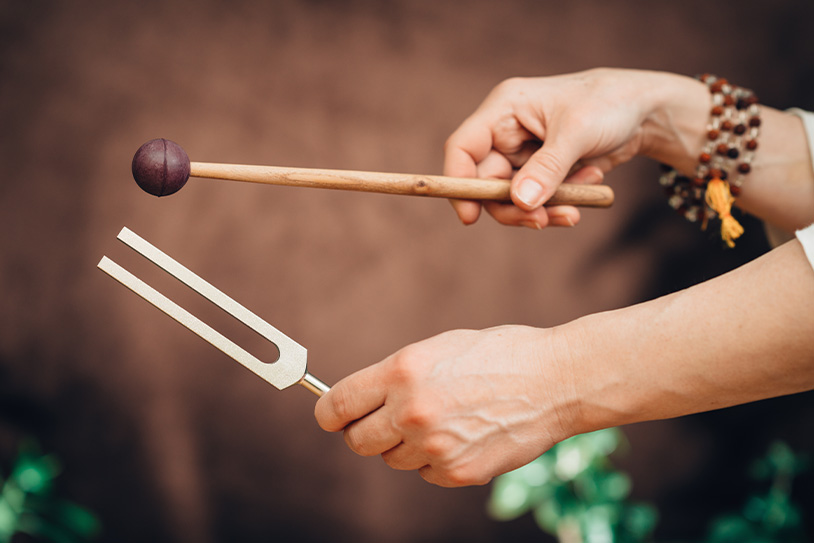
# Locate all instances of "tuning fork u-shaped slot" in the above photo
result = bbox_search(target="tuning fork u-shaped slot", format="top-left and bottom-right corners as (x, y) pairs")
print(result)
(98, 227), (329, 397)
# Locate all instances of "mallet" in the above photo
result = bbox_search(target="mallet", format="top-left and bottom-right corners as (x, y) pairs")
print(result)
(132, 138), (614, 207)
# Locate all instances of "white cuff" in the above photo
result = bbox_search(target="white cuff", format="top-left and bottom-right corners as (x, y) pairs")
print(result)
(787, 108), (814, 165)
(796, 223), (814, 270)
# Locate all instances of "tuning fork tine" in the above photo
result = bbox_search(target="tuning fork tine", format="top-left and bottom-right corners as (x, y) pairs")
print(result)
(98, 227), (329, 397)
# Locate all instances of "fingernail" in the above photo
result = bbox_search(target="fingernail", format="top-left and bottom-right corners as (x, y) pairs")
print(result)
(515, 177), (544, 208)
(520, 220), (542, 230)
(550, 215), (575, 227)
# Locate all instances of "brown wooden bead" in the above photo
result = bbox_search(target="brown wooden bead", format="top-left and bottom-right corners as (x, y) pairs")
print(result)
(746, 139), (758, 150)
(749, 116), (762, 127)
(721, 120), (733, 131)
(716, 143), (729, 155)
(723, 95), (735, 106)
(707, 129), (720, 140)
(733, 124), (747, 135)
(709, 168), (722, 179)
(738, 163), (751, 174)
(710, 79), (727, 92)
(730, 185), (742, 196)
(693, 177), (706, 187)
(711, 105), (725, 116)
(699, 152), (711, 164)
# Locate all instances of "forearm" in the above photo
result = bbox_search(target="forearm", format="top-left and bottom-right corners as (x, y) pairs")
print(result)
(558, 239), (814, 435)
(640, 73), (814, 231)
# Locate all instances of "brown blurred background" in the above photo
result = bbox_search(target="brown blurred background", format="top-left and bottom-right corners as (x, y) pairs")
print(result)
(1, 1), (813, 541)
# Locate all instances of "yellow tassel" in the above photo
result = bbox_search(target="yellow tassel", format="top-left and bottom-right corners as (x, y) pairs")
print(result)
(705, 178), (743, 248)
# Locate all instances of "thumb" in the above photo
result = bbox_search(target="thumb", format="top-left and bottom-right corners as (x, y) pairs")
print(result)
(511, 140), (579, 211)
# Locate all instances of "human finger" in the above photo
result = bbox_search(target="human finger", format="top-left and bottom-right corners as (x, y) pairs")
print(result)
(482, 202), (580, 229)
(448, 199), (482, 225)
(380, 443), (427, 471)
(443, 121), (493, 179)
(314, 364), (388, 432)
(475, 150), (514, 180)
(342, 408), (402, 457)
(418, 464), (492, 488)
(511, 133), (584, 210)
(565, 164), (605, 185)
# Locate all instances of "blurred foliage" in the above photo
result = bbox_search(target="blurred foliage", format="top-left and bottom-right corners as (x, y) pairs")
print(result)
(706, 441), (809, 543)
(489, 431), (810, 543)
(0, 440), (100, 543)
(488, 428), (657, 543)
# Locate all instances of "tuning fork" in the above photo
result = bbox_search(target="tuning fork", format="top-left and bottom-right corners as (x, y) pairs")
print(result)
(98, 227), (330, 397)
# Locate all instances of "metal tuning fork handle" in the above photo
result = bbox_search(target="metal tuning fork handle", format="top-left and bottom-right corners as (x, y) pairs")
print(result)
(98, 227), (329, 397)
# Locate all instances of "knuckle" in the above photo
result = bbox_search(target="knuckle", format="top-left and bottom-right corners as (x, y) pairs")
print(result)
(494, 76), (526, 97)
(327, 388), (355, 428)
(534, 150), (568, 177)
(444, 466), (488, 488)
(443, 133), (460, 154)
(343, 428), (372, 456)
(398, 400), (436, 429)
(387, 349), (422, 386)
(421, 434), (448, 458)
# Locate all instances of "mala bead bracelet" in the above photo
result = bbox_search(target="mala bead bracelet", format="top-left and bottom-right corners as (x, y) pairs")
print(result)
(659, 74), (761, 248)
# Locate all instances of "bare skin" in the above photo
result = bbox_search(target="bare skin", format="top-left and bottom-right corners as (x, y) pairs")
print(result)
(314, 68), (814, 487)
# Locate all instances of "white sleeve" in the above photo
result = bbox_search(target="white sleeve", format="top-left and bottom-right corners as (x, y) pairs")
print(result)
(787, 108), (814, 270)
(797, 223), (814, 269)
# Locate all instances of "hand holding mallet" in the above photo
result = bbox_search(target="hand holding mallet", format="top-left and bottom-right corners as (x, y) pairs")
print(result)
(132, 138), (614, 207)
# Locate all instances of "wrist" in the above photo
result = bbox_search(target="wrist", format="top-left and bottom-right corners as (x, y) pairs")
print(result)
(639, 72), (711, 173)
(545, 315), (632, 437)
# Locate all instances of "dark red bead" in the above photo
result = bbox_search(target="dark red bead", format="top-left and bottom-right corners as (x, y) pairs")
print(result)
(734, 124), (747, 135)
(709, 168), (722, 179)
(730, 185), (742, 196)
(721, 120), (733, 131)
(699, 152), (711, 164)
(749, 116), (762, 127)
(711, 105), (725, 116)
(717, 143), (729, 155)
(710, 79), (727, 93)
(708, 129), (720, 140)
(746, 139), (758, 150)
(738, 163), (751, 174)
(727, 148), (740, 159)
(723, 95), (735, 106)
(736, 98), (749, 110)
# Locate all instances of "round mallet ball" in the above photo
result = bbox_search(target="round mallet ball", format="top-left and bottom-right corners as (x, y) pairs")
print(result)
(132, 138), (190, 197)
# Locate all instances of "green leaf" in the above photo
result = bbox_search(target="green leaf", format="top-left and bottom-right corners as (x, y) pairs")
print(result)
(54, 501), (101, 538)
(622, 504), (658, 539)
(487, 478), (532, 520)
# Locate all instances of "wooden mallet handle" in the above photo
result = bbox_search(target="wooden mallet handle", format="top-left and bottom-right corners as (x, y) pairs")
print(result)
(189, 162), (614, 207)
(131, 139), (613, 206)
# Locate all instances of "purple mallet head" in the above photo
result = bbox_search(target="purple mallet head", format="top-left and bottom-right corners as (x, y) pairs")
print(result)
(132, 138), (190, 197)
